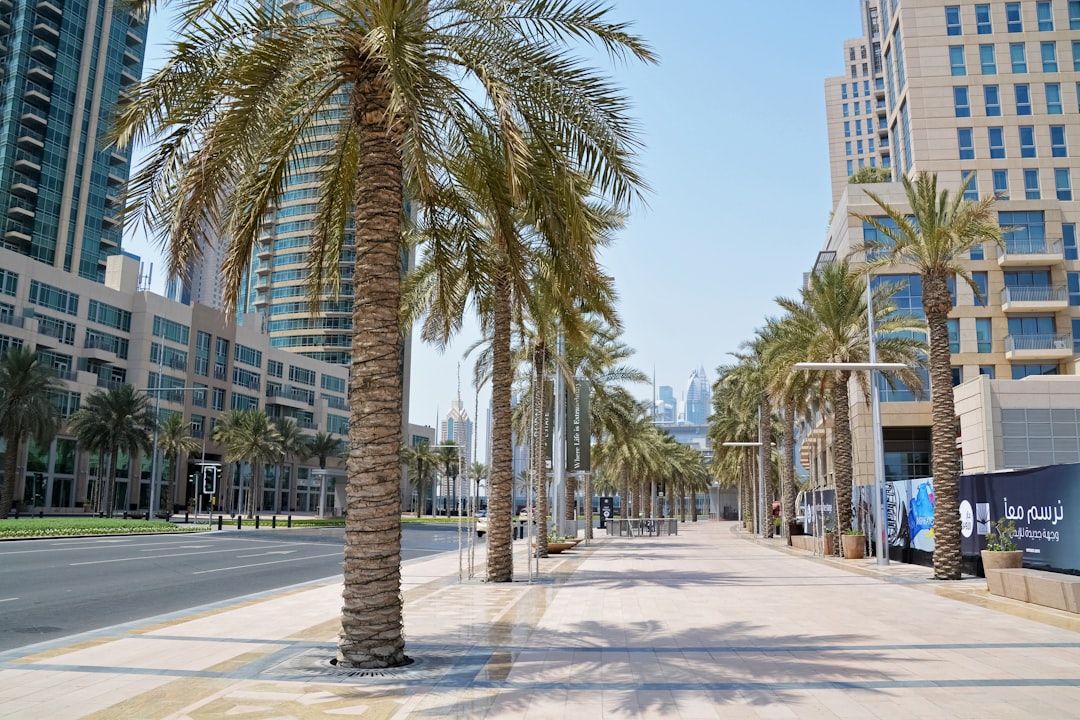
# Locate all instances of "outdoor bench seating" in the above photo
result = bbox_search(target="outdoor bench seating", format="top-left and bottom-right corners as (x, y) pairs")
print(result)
(985, 567), (1080, 613)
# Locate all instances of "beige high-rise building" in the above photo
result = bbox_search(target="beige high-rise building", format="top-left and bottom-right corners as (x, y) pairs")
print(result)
(807, 0), (1080, 492)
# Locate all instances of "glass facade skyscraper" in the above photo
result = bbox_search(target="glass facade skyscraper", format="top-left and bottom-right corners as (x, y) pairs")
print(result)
(0, 0), (146, 282)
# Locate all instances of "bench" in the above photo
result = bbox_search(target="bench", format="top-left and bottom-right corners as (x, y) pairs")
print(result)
(985, 568), (1080, 613)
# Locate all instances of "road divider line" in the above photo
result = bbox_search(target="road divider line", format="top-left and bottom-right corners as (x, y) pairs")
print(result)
(69, 544), (311, 566)
(0, 598), (18, 603)
(192, 552), (341, 574)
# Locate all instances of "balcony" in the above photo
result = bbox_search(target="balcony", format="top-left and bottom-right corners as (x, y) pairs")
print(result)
(253, 292), (269, 308)
(98, 233), (119, 249)
(4, 228), (32, 245)
(1000, 285), (1068, 313)
(33, 18), (60, 40)
(36, 0), (62, 20)
(17, 128), (45, 151)
(257, 244), (273, 260)
(107, 170), (125, 187)
(998, 238), (1064, 267)
(120, 68), (139, 87)
(11, 178), (39, 197)
(1005, 333), (1074, 361)
(266, 386), (314, 409)
(0, 313), (24, 328)
(96, 376), (128, 390)
(13, 150), (41, 174)
(84, 335), (118, 361)
(52, 369), (79, 383)
(27, 64), (53, 84)
(9, 197), (36, 222)
(213, 365), (227, 381)
(30, 43), (56, 62)
(20, 106), (47, 127)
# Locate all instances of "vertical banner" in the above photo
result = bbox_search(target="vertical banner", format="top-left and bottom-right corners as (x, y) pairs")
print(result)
(566, 380), (591, 472)
(543, 379), (554, 469)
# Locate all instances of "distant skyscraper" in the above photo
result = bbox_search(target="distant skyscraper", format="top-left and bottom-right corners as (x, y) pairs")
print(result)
(655, 385), (676, 423)
(0, 0), (147, 282)
(440, 394), (474, 468)
(684, 366), (710, 425)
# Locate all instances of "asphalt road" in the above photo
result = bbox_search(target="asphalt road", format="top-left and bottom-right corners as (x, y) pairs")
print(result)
(0, 523), (471, 653)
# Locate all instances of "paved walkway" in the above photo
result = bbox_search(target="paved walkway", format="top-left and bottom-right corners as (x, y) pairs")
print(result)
(3, 521), (1080, 718)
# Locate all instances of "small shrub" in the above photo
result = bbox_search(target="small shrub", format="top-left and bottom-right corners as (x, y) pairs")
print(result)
(985, 517), (1018, 551)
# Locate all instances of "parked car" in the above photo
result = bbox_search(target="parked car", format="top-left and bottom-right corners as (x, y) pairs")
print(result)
(476, 510), (488, 538)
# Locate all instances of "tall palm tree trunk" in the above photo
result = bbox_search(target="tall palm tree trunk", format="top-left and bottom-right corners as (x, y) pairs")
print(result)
(487, 270), (515, 582)
(782, 398), (797, 539)
(832, 372), (854, 554)
(1, 433), (23, 515)
(532, 343), (548, 557)
(619, 471), (629, 518)
(758, 398), (772, 536)
(925, 276), (962, 580)
(106, 447), (119, 518)
(337, 79), (405, 669)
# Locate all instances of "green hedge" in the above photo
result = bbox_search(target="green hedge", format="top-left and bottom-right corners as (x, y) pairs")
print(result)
(0, 518), (209, 539)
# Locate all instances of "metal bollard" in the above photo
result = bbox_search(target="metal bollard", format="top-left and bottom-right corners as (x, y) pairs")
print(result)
(123, 511), (128, 519)
(217, 515), (223, 531)
(287, 514), (292, 528)
(184, 511), (189, 523)
(237, 516), (242, 530)
(272, 516), (276, 529)
(38, 510), (43, 518)
(255, 515), (260, 529)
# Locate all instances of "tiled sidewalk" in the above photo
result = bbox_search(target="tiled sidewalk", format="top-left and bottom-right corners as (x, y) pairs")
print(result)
(3, 521), (1080, 719)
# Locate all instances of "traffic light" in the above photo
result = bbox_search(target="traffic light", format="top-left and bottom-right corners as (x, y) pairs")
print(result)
(201, 466), (218, 495)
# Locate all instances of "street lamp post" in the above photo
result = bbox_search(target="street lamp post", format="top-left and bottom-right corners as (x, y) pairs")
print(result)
(793, 361), (907, 567)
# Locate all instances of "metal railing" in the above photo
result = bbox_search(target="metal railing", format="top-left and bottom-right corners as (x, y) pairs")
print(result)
(1001, 238), (1063, 257)
(1001, 286), (1067, 304)
(606, 518), (678, 537)
(1005, 333), (1073, 353)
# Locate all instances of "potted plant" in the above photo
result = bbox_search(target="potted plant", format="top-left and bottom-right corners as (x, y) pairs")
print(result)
(981, 517), (1022, 586)
(841, 528), (866, 559)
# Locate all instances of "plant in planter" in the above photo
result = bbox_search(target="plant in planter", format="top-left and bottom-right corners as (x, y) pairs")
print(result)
(841, 528), (866, 559)
(981, 517), (1022, 587)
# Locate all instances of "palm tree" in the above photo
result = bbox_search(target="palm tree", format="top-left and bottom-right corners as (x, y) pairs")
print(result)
(213, 410), (283, 518)
(274, 418), (309, 513)
(68, 385), (156, 517)
(401, 441), (437, 518)
(469, 461), (488, 514)
(307, 430), (344, 471)
(118, 0), (652, 668)
(779, 259), (927, 550)
(854, 172), (1003, 580)
(433, 442), (461, 517)
(158, 412), (201, 516)
(0, 348), (61, 515)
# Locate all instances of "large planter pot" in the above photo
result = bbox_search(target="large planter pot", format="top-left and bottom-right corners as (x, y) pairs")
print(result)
(841, 533), (866, 559)
(981, 550), (1023, 590)
(822, 532), (836, 556)
(547, 542), (574, 554)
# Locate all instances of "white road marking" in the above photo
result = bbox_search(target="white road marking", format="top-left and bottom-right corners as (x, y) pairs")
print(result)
(236, 550), (297, 558)
(0, 598), (18, 603)
(192, 551), (341, 574)
(69, 543), (316, 566)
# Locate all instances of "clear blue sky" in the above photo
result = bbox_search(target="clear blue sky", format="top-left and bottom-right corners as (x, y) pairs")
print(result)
(124, 1), (861, 452)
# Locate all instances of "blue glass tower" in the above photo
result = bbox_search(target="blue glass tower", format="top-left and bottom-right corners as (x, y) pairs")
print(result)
(0, 0), (146, 282)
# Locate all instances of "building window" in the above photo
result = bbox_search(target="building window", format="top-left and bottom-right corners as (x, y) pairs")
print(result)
(1065, 224), (1078, 260)
(1037, 1), (1054, 30)
(1019, 126), (1036, 157)
(948, 319), (960, 354)
(993, 169), (1010, 199)
(1050, 125), (1068, 157)
(1014, 84), (1031, 115)
(976, 4), (992, 33)
(979, 365), (995, 379)
(1072, 0), (1080, 29)
(856, 119), (862, 136)
(976, 318), (993, 353)
(857, 140), (864, 154)
(844, 121), (851, 137)
(841, 83), (848, 99)
(153, 316), (191, 345)
(1006, 2), (1023, 32)
(980, 44), (997, 74)
(946, 5), (962, 34)
(289, 365), (317, 387)
(1074, 40), (1080, 71)
(847, 159), (854, 175)
(984, 85), (1001, 115)
(950, 45), (967, 76)
(86, 300), (132, 332)
(963, 171), (979, 200)
(1056, 168), (1074, 200)
(953, 86), (970, 117)
(973, 271), (989, 306)
(233, 344), (263, 369)
(267, 359), (283, 378)
(989, 126), (1006, 158)
(1024, 168), (1041, 199)
(1069, 273), (1080, 306)
(1012, 364), (1059, 380)
(1042, 41), (1059, 72)
(843, 103), (849, 117)
(846, 141), (852, 156)
(1011, 43), (1027, 73)
(970, 243), (985, 260)
(1046, 83), (1063, 114)
(212, 387), (225, 411)
(29, 281), (79, 316)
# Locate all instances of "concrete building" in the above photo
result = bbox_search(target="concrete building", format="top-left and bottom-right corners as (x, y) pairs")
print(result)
(683, 366), (710, 425)
(804, 0), (1080, 491)
(0, 0), (146, 282)
(0, 245), (351, 516)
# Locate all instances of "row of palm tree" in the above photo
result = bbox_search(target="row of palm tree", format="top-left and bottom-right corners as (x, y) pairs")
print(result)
(0, 349), (343, 519)
(709, 173), (1004, 579)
